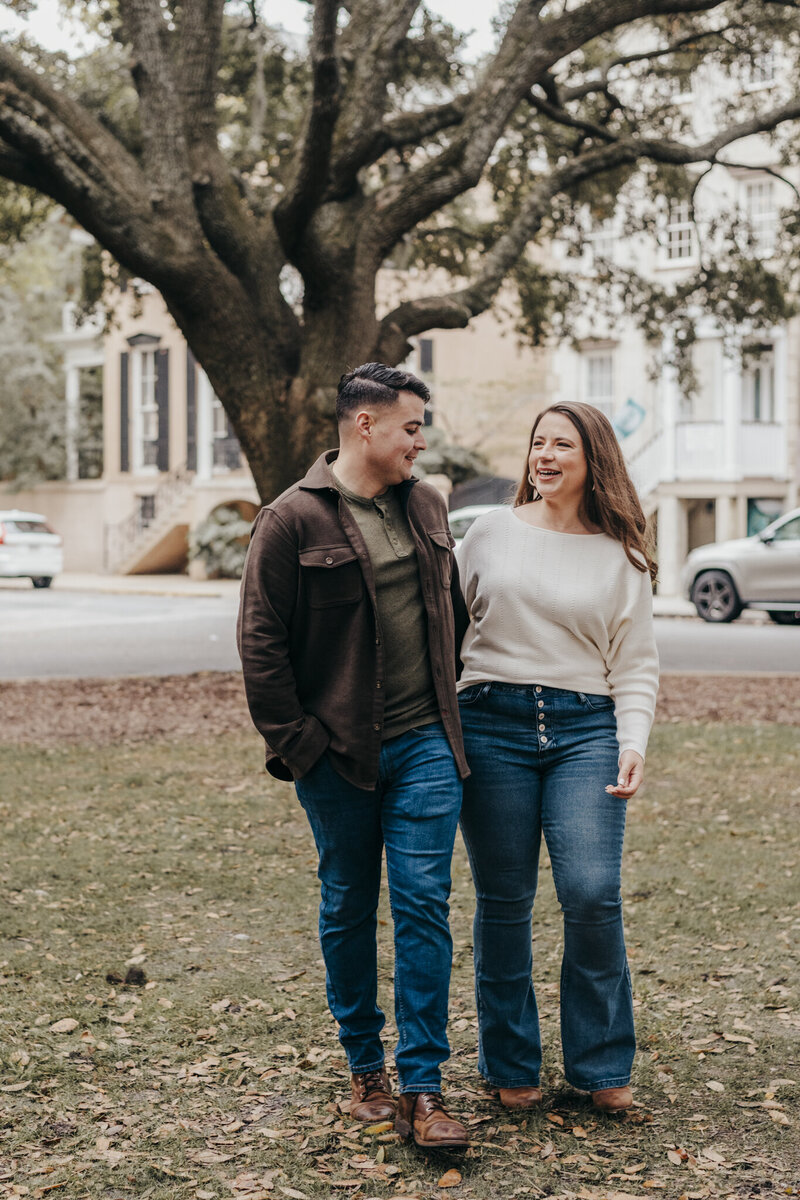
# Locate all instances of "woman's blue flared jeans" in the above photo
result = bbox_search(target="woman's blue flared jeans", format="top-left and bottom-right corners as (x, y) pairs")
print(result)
(458, 683), (635, 1093)
(294, 723), (462, 1093)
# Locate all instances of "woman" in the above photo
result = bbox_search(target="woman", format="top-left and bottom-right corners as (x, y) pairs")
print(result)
(457, 401), (658, 1114)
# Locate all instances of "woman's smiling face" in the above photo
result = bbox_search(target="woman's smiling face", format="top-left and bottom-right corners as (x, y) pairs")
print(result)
(528, 411), (588, 506)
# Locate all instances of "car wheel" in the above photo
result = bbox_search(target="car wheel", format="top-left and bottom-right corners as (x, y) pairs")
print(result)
(767, 610), (800, 626)
(31, 576), (53, 589)
(690, 570), (742, 623)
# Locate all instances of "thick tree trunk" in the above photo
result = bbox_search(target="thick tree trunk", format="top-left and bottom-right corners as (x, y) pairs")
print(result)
(164, 279), (351, 500)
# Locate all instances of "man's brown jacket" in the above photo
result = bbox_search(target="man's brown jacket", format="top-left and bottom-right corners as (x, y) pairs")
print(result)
(237, 451), (469, 790)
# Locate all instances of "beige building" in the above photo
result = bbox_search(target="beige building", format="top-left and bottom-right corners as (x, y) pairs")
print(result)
(10, 277), (552, 574)
(11, 288), (260, 574)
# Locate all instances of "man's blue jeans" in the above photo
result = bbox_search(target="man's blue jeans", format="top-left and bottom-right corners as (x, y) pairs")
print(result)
(294, 723), (462, 1093)
(458, 683), (635, 1093)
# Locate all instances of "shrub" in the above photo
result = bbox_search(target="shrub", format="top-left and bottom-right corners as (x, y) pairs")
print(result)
(188, 506), (252, 578)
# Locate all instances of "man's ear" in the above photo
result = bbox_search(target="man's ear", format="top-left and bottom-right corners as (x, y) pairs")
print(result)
(354, 410), (372, 440)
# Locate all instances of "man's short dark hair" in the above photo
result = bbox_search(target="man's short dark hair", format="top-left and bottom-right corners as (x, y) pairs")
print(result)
(336, 362), (430, 422)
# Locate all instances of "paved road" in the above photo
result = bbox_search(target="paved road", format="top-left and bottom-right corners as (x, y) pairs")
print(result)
(1, 587), (799, 679)
(0, 588), (241, 679)
(655, 615), (800, 674)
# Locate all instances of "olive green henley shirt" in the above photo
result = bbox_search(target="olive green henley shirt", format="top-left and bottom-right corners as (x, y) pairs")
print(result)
(334, 475), (440, 740)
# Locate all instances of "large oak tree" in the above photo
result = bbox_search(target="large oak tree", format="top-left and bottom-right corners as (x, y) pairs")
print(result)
(2, 0), (799, 499)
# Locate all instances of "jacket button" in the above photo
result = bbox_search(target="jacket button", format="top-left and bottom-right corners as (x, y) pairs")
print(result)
(376, 681), (383, 689)
(373, 723), (381, 731)
(325, 556), (333, 564)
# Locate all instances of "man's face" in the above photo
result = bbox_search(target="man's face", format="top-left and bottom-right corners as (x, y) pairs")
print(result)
(363, 391), (427, 486)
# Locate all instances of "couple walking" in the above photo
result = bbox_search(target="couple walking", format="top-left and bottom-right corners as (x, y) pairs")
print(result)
(238, 362), (659, 1149)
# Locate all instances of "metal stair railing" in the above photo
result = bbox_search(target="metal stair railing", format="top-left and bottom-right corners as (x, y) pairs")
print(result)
(103, 463), (192, 573)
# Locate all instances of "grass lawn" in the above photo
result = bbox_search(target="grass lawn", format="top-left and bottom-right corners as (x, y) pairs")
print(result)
(0, 723), (798, 1200)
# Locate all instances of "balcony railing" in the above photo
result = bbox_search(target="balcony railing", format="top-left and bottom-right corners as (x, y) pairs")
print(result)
(674, 421), (725, 479)
(737, 422), (784, 478)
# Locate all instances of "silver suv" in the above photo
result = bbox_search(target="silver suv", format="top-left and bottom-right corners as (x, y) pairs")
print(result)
(681, 506), (800, 624)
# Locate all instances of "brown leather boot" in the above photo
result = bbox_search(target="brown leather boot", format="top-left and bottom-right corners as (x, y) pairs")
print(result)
(395, 1092), (469, 1148)
(350, 1068), (395, 1122)
(592, 1085), (633, 1112)
(498, 1085), (542, 1110)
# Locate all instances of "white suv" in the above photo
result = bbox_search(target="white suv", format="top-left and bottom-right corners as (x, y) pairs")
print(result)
(682, 506), (800, 624)
(0, 510), (63, 589)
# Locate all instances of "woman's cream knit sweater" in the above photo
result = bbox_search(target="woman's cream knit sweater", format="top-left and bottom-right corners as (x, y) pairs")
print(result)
(457, 506), (659, 760)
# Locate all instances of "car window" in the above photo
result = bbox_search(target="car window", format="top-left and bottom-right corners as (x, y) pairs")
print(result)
(449, 516), (478, 539)
(771, 516), (800, 543)
(10, 519), (53, 534)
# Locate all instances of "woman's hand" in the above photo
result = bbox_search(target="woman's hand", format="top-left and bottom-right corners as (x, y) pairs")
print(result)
(605, 750), (644, 798)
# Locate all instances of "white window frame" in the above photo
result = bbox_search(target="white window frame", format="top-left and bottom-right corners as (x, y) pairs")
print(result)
(743, 177), (777, 257)
(663, 200), (695, 263)
(586, 218), (617, 267)
(585, 352), (615, 416)
(665, 71), (694, 104)
(130, 346), (159, 474)
(741, 350), (775, 424)
(745, 50), (776, 90)
(211, 393), (228, 440)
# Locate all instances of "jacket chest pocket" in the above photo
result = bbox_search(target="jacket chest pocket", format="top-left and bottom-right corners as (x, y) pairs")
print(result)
(428, 529), (454, 588)
(299, 545), (363, 608)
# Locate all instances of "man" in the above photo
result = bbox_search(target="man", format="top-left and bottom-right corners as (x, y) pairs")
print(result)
(237, 362), (470, 1149)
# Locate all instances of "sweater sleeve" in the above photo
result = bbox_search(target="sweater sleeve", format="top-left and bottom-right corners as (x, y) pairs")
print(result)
(605, 560), (659, 760)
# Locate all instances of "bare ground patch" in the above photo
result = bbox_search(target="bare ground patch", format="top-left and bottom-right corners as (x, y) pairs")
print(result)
(0, 670), (798, 747)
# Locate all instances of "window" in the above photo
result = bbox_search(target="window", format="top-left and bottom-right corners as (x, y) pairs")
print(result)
(586, 219), (616, 265)
(211, 393), (241, 470)
(744, 178), (777, 256)
(585, 353), (614, 414)
(741, 351), (775, 423)
(139, 349), (159, 466)
(664, 201), (694, 261)
(747, 50), (776, 87)
(665, 71), (694, 102)
(211, 393), (228, 439)
(419, 338), (434, 374)
(138, 494), (156, 528)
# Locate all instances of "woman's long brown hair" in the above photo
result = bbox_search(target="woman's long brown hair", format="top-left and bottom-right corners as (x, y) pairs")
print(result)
(514, 402), (657, 582)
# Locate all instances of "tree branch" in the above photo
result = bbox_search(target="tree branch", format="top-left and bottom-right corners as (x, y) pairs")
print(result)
(0, 138), (44, 189)
(361, 0), (729, 261)
(527, 91), (619, 143)
(117, 0), (197, 222)
(376, 92), (800, 353)
(715, 159), (800, 202)
(175, 0), (273, 287)
(325, 0), (421, 197)
(274, 0), (342, 252)
(0, 43), (209, 291)
(560, 26), (740, 103)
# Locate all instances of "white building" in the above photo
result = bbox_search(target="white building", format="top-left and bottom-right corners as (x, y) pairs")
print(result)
(550, 50), (799, 595)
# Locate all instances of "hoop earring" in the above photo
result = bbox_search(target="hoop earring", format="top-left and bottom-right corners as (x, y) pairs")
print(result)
(527, 472), (541, 500)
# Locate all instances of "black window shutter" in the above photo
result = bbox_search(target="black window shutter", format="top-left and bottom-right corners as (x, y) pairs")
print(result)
(120, 351), (129, 473)
(156, 348), (170, 471)
(419, 338), (434, 374)
(186, 347), (197, 471)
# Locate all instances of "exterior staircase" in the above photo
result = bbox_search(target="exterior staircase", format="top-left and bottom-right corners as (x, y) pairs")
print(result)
(104, 464), (193, 574)
(625, 427), (665, 514)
